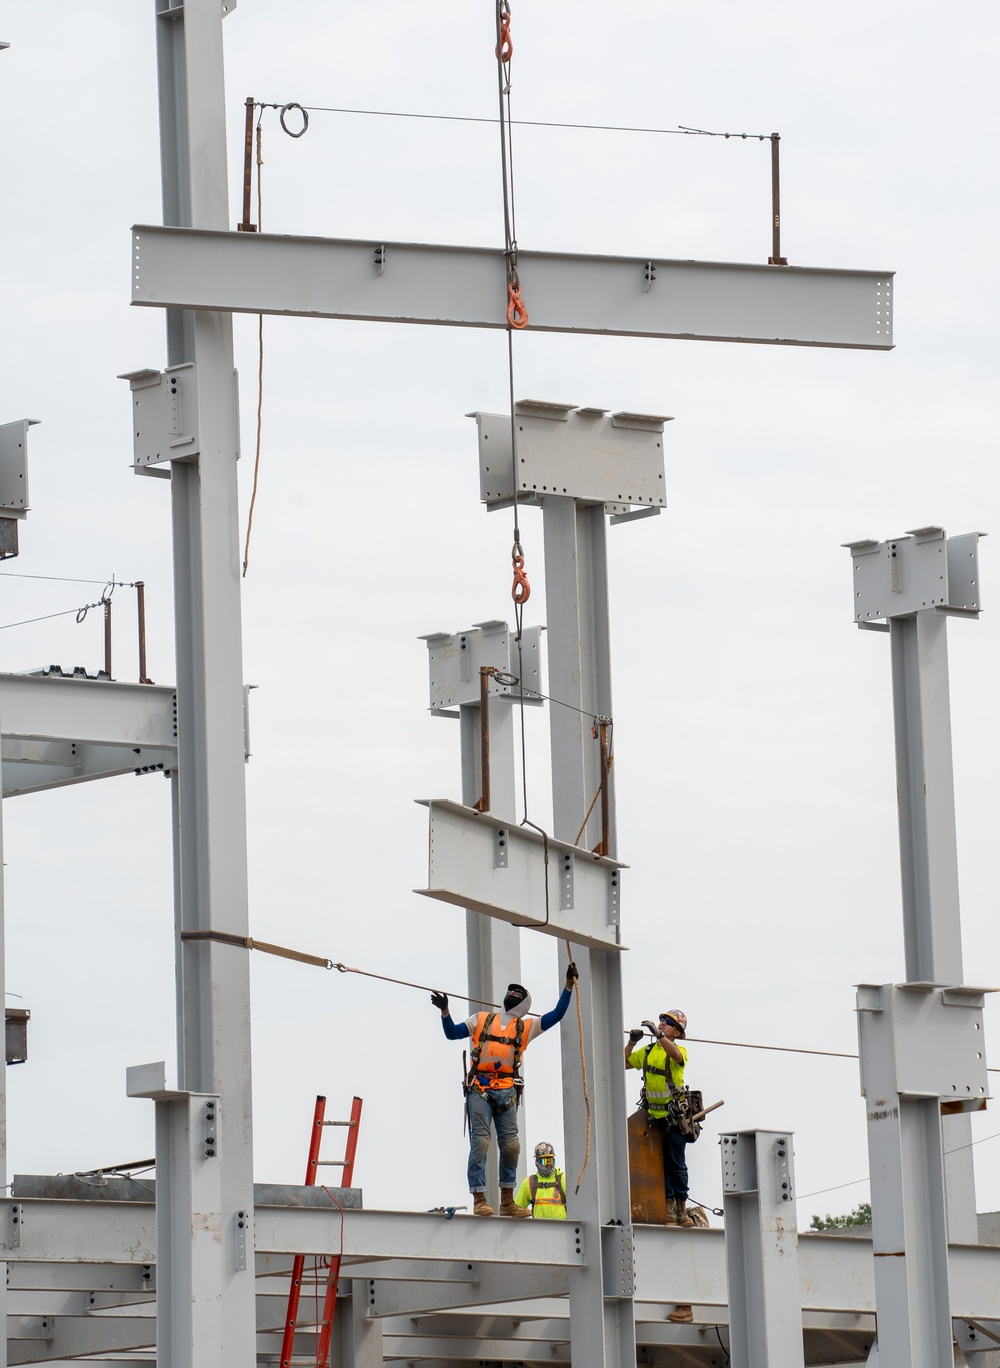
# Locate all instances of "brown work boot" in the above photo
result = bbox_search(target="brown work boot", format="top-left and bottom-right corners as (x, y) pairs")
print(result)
(676, 1201), (695, 1229)
(663, 1199), (679, 1226)
(667, 1305), (693, 1324)
(472, 1192), (494, 1217)
(499, 1187), (531, 1218)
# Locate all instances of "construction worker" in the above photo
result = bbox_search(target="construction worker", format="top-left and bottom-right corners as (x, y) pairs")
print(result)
(513, 1141), (567, 1219)
(626, 1008), (696, 1324)
(626, 1010), (695, 1229)
(431, 965), (578, 1218)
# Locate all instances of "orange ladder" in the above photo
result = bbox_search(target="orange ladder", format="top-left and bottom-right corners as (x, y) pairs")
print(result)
(279, 1094), (363, 1368)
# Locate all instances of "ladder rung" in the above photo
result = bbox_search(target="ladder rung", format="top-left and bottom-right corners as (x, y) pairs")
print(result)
(317, 1159), (347, 1166)
(322, 1119), (356, 1126)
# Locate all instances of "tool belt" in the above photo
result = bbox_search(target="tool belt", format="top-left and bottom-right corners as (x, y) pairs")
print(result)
(667, 1088), (704, 1142)
(465, 1074), (524, 1109)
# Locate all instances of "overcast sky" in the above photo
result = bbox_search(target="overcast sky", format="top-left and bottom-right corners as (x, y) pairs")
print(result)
(1, 0), (999, 1229)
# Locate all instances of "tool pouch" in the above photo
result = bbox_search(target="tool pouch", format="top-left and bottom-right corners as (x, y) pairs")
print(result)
(669, 1089), (704, 1143)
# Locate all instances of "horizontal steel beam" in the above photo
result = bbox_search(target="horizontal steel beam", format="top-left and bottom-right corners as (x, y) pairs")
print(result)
(7, 1199), (1000, 1323)
(255, 1206), (586, 1266)
(0, 673), (178, 797)
(415, 799), (626, 950)
(131, 225), (894, 350)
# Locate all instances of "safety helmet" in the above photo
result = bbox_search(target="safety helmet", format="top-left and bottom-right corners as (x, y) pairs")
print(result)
(659, 1009), (687, 1038)
(534, 1141), (557, 1174)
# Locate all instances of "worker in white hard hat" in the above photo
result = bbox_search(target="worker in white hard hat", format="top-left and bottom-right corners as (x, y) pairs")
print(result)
(627, 1009), (696, 1323)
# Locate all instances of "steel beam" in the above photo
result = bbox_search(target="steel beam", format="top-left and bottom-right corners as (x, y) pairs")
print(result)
(0, 673), (178, 797)
(131, 225), (895, 350)
(147, 1), (256, 1365)
(541, 495), (636, 1367)
(254, 1207), (585, 1265)
(721, 1130), (804, 1367)
(415, 799), (625, 950)
(845, 527), (984, 1368)
(423, 619), (528, 1212)
(366, 1263), (571, 1318)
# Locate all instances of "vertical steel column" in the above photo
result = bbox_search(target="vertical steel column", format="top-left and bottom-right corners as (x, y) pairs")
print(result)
(460, 690), (522, 1212)
(889, 609), (977, 1240)
(0, 743), (8, 1368)
(721, 1130), (803, 1368)
(543, 497), (635, 1367)
(128, 1066), (227, 1365)
(152, 1), (256, 1362)
(343, 1282), (383, 1368)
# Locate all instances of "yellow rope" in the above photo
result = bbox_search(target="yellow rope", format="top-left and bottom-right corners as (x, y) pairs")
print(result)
(565, 940), (591, 1194)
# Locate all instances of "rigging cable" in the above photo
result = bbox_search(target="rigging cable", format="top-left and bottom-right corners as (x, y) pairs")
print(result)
(489, 1), (591, 1189)
(254, 101), (772, 144)
(242, 106), (266, 578)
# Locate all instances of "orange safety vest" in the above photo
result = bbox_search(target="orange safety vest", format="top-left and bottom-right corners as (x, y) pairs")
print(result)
(469, 1011), (532, 1090)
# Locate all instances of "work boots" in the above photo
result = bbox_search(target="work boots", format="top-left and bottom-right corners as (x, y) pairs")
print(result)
(667, 1305), (694, 1324)
(663, 1200), (679, 1226)
(472, 1192), (494, 1217)
(676, 1201), (695, 1229)
(499, 1187), (531, 1218)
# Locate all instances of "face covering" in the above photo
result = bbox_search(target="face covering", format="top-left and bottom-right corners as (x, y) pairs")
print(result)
(503, 984), (529, 1014)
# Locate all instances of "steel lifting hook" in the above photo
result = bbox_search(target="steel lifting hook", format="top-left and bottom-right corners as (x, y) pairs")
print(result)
(511, 545), (531, 605)
(506, 281), (528, 330)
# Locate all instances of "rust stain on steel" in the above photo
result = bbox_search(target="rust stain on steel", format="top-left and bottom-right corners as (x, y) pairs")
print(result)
(874, 1250), (905, 1258)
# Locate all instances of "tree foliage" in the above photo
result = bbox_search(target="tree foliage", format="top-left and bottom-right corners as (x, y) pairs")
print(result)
(809, 1201), (871, 1231)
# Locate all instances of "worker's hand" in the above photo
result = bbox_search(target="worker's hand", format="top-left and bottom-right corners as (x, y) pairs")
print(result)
(628, 1028), (643, 1043)
(430, 990), (449, 1014)
(642, 1019), (661, 1038)
(565, 961), (579, 990)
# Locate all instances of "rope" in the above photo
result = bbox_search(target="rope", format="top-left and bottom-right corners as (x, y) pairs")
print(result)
(566, 940), (591, 1194)
(242, 111), (266, 578)
(574, 750), (615, 847)
(179, 929), (503, 1007)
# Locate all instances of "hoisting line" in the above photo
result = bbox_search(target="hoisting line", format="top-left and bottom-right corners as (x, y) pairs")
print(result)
(178, 930), (501, 1007)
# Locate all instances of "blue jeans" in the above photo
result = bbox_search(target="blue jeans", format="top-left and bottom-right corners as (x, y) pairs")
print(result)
(654, 1116), (690, 1203)
(467, 1087), (520, 1192)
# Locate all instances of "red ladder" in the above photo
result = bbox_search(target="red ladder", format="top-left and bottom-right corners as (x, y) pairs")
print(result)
(279, 1094), (363, 1368)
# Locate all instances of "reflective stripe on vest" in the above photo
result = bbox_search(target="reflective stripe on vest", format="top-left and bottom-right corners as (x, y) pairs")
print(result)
(642, 1044), (684, 1106)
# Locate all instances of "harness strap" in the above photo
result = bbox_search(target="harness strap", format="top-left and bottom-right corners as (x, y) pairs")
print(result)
(529, 1173), (567, 1207)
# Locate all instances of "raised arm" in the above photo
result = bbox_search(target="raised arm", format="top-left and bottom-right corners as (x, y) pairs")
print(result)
(431, 990), (470, 1041)
(625, 1028), (643, 1069)
(540, 962), (579, 1031)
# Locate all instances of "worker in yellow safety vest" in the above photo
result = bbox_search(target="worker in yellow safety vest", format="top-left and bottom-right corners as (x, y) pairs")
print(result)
(513, 1141), (567, 1219)
(431, 965), (578, 1218)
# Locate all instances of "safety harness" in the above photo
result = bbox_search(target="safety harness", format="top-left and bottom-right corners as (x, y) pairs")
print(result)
(640, 1045), (702, 1140)
(466, 1012), (527, 1105)
(529, 1171), (567, 1210)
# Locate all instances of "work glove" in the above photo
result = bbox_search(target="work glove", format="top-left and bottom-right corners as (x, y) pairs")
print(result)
(628, 1028), (643, 1043)
(430, 990), (449, 1014)
(565, 961), (579, 990)
(642, 1019), (661, 1038)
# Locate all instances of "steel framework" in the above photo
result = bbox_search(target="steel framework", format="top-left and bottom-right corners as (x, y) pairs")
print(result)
(4, 2), (1000, 1367)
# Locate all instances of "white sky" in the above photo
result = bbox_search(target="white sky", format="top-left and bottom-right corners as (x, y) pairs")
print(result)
(0, 0), (998, 1231)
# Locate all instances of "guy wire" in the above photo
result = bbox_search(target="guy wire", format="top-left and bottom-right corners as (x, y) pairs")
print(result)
(242, 105), (267, 578)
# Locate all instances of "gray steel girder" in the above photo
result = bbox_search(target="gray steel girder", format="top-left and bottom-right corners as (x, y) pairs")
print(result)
(131, 225), (895, 350)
